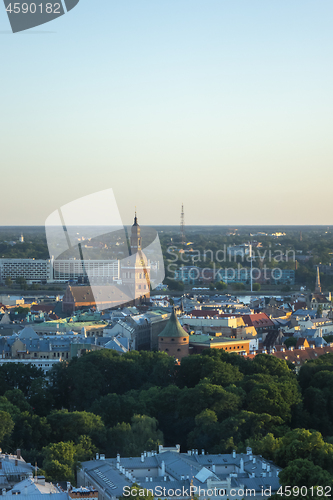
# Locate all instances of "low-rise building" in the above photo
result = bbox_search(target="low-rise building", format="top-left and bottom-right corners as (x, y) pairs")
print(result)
(78, 446), (281, 500)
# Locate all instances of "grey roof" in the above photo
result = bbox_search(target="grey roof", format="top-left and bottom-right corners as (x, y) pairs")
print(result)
(81, 450), (282, 498)
(18, 327), (39, 340)
(105, 337), (129, 353)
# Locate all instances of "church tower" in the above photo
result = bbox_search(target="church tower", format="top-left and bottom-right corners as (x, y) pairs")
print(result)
(130, 211), (141, 254)
(315, 266), (322, 294)
(121, 211), (150, 304)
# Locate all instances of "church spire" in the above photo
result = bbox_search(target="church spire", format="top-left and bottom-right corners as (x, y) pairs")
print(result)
(130, 209), (141, 254)
(315, 266), (322, 294)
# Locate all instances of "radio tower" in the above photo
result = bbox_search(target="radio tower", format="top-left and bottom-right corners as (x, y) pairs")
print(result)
(180, 203), (185, 249)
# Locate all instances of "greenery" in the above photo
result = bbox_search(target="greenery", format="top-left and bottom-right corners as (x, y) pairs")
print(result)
(0, 349), (332, 489)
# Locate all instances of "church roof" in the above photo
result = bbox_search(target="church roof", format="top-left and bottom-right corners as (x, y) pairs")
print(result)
(158, 308), (189, 338)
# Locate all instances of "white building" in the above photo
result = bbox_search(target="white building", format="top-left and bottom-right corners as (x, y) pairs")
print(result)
(0, 258), (120, 284)
(0, 259), (52, 283)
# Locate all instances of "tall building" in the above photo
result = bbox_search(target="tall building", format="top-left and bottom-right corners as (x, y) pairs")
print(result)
(315, 266), (322, 293)
(121, 212), (150, 303)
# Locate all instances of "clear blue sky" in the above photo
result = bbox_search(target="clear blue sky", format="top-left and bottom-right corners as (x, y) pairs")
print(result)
(1, 0), (332, 226)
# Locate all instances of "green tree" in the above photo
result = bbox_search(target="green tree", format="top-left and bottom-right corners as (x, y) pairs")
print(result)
(274, 429), (333, 473)
(0, 363), (44, 396)
(42, 441), (76, 483)
(47, 410), (105, 444)
(129, 414), (164, 455)
(279, 459), (333, 492)
(15, 276), (27, 289)
(284, 337), (298, 348)
(0, 410), (14, 446)
(5, 276), (12, 286)
(253, 283), (261, 291)
(5, 389), (33, 413)
(216, 281), (227, 290)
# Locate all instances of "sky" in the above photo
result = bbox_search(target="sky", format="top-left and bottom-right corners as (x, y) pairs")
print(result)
(0, 0), (333, 226)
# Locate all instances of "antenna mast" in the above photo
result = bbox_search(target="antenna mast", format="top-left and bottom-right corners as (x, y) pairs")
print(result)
(180, 203), (185, 249)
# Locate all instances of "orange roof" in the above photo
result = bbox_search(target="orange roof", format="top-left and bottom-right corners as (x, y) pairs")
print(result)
(241, 313), (274, 328)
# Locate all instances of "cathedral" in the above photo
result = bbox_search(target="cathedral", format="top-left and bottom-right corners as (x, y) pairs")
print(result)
(63, 212), (151, 312)
(120, 212), (151, 304)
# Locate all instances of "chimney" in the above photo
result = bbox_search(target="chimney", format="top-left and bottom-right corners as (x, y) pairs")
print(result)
(201, 449), (205, 455)
(253, 457), (256, 464)
(16, 450), (21, 459)
(24, 486), (28, 496)
(161, 460), (165, 477)
(116, 463), (120, 470)
(141, 453), (144, 463)
(66, 482), (71, 492)
(15, 460), (18, 466)
(232, 450), (236, 459)
(212, 465), (215, 473)
(117, 453), (120, 463)
(96, 453), (99, 460)
(2, 489), (6, 496)
(240, 458), (244, 473)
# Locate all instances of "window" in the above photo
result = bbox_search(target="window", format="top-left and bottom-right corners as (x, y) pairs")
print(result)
(183, 338), (186, 341)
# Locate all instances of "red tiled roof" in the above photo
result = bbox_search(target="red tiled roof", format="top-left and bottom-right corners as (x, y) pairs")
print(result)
(241, 313), (274, 328)
(272, 345), (333, 366)
(31, 303), (56, 313)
